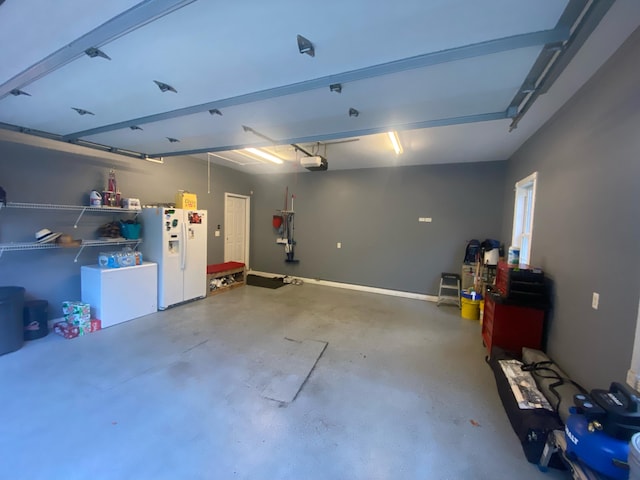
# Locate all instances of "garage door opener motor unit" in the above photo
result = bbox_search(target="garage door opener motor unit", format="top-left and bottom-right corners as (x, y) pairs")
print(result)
(300, 155), (328, 171)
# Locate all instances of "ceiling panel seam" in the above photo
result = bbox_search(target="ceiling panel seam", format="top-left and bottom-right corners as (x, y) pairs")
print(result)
(0, 121), (157, 160)
(0, 0), (197, 100)
(509, 0), (614, 130)
(62, 28), (569, 141)
(150, 111), (508, 158)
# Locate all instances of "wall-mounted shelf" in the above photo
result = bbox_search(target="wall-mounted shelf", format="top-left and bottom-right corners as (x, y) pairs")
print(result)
(0, 202), (142, 262)
(0, 202), (140, 228)
(0, 239), (142, 262)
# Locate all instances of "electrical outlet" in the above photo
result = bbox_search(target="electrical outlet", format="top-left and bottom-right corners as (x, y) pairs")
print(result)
(592, 292), (599, 310)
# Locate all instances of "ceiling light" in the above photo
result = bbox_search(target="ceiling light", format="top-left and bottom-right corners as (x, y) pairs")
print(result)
(208, 109), (222, 116)
(243, 148), (283, 164)
(208, 152), (256, 166)
(329, 83), (342, 94)
(388, 131), (403, 155)
(143, 155), (164, 164)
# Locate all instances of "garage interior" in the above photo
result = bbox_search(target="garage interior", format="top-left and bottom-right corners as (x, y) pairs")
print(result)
(0, 1), (639, 479)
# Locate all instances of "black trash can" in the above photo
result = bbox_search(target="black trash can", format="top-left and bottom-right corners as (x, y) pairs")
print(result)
(23, 300), (49, 341)
(0, 286), (25, 355)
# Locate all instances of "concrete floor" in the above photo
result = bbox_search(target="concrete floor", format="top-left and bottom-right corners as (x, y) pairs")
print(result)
(0, 283), (569, 480)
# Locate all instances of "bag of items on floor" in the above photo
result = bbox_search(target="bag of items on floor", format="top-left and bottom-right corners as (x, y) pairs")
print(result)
(487, 347), (565, 466)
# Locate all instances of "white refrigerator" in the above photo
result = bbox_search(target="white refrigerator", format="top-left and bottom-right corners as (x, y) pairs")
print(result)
(141, 207), (208, 309)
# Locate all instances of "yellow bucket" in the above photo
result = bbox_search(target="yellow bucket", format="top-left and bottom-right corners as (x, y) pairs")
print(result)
(461, 296), (481, 320)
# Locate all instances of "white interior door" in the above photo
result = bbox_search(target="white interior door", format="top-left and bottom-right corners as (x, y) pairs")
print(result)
(224, 193), (249, 265)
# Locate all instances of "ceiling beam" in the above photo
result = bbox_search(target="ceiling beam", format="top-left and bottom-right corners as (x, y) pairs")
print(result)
(64, 27), (570, 141)
(150, 111), (508, 157)
(0, 0), (197, 100)
(509, 0), (615, 130)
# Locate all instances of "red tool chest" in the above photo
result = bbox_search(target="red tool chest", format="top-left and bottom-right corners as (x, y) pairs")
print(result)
(481, 292), (545, 357)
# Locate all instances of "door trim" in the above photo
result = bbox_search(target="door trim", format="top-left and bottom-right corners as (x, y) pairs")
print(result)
(224, 192), (250, 269)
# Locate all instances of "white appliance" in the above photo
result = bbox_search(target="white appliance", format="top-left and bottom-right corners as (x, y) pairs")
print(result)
(300, 155), (328, 171)
(81, 262), (158, 328)
(140, 207), (208, 309)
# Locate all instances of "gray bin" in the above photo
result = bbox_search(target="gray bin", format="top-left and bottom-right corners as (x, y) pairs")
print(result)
(0, 286), (25, 355)
(23, 300), (49, 341)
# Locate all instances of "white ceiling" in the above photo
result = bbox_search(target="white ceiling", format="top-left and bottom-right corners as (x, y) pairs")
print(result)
(0, 0), (638, 174)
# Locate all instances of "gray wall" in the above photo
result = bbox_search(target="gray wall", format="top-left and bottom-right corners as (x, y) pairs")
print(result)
(0, 139), (252, 316)
(501, 27), (640, 389)
(250, 161), (507, 294)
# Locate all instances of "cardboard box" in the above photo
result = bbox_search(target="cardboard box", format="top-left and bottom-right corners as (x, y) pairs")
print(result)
(65, 313), (91, 325)
(53, 319), (100, 338)
(175, 191), (197, 209)
(77, 322), (92, 336)
(53, 321), (79, 339)
(62, 301), (90, 316)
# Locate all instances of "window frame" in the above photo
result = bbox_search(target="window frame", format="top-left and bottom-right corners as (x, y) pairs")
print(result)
(511, 172), (538, 266)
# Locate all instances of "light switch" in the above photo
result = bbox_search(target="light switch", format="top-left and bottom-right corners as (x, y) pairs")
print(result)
(592, 292), (599, 310)
(215, 230), (220, 237)
(337, 242), (341, 249)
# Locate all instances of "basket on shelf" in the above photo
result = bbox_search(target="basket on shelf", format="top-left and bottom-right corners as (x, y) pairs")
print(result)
(119, 220), (141, 240)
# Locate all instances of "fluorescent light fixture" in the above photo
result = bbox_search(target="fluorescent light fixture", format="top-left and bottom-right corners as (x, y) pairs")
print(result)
(244, 147), (283, 164)
(144, 156), (164, 164)
(388, 131), (403, 155)
(209, 152), (256, 166)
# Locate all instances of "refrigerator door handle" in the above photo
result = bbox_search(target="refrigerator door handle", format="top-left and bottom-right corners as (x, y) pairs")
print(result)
(180, 220), (187, 270)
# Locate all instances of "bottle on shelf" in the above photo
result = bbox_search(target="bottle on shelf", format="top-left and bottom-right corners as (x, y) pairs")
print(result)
(107, 170), (117, 193)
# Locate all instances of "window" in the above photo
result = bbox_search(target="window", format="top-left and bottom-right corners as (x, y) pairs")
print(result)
(511, 172), (538, 265)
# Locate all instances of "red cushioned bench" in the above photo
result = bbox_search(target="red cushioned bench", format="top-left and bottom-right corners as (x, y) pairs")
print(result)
(206, 262), (246, 296)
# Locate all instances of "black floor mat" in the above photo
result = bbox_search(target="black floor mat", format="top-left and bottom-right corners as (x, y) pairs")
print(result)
(246, 274), (285, 289)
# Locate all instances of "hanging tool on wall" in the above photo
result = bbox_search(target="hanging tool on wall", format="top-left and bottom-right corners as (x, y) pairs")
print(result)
(285, 193), (298, 263)
(274, 187), (299, 263)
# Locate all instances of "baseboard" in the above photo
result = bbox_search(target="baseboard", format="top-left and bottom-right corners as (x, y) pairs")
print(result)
(248, 270), (438, 302)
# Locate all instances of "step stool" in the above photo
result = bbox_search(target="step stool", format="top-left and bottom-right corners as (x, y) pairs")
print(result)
(437, 272), (461, 308)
